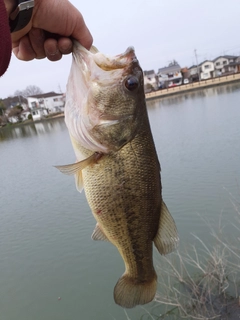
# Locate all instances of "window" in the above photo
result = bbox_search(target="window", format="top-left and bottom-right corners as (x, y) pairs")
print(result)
(223, 60), (227, 65)
(53, 98), (59, 101)
(216, 62), (220, 66)
(31, 102), (37, 108)
(204, 64), (210, 69)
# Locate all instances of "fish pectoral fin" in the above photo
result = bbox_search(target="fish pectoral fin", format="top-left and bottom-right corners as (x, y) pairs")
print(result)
(54, 153), (99, 176)
(154, 200), (179, 255)
(91, 223), (109, 242)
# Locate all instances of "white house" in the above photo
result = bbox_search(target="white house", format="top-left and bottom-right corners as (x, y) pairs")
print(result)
(199, 60), (215, 80)
(31, 108), (48, 121)
(143, 70), (158, 92)
(213, 55), (237, 76)
(158, 62), (182, 87)
(27, 92), (65, 114)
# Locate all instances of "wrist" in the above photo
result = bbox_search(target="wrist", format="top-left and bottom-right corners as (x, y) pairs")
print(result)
(4, 0), (16, 15)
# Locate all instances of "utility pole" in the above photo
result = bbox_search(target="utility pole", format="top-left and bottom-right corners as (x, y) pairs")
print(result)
(194, 49), (200, 82)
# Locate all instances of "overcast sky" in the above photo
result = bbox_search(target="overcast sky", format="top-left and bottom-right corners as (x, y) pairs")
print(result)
(1, 0), (240, 98)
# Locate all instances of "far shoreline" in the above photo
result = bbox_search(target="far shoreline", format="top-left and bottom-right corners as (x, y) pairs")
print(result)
(145, 72), (240, 100)
(1, 74), (240, 131)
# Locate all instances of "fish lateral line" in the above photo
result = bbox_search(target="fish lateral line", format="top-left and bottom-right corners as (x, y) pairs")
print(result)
(54, 152), (103, 175)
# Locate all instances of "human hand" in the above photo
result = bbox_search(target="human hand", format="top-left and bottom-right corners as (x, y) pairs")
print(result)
(9, 0), (93, 61)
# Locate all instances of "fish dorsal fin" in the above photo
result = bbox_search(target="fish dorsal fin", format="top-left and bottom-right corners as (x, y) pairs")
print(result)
(54, 153), (98, 175)
(154, 201), (179, 255)
(91, 223), (109, 242)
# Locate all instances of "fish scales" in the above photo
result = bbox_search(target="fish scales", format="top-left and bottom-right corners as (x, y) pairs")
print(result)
(84, 130), (160, 264)
(55, 42), (179, 308)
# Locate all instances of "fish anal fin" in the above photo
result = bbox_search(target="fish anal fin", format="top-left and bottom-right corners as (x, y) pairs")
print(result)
(54, 152), (101, 176)
(91, 223), (109, 242)
(154, 200), (179, 255)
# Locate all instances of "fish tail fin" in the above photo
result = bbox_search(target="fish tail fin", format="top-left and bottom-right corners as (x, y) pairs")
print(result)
(114, 272), (157, 308)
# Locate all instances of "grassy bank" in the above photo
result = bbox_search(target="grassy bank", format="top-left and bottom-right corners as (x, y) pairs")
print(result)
(156, 200), (240, 319)
(125, 198), (240, 319)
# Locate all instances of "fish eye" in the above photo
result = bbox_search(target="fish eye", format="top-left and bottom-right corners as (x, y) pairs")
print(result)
(125, 76), (139, 91)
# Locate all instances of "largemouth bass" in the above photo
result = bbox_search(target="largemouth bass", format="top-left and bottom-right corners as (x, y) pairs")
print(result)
(56, 42), (179, 308)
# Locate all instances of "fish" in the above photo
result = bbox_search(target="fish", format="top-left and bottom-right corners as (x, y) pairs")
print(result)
(55, 41), (179, 308)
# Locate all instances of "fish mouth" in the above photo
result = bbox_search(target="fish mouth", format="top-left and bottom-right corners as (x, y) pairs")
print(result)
(72, 41), (138, 77)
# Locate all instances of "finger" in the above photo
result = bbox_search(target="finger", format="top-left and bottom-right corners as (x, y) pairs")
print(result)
(12, 35), (36, 61)
(28, 27), (46, 59)
(44, 38), (62, 61)
(58, 37), (73, 55)
(70, 11), (93, 49)
(33, 0), (93, 50)
(72, 18), (93, 50)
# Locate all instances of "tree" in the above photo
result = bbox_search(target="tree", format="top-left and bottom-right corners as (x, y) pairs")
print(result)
(14, 85), (43, 98)
(0, 99), (6, 116)
(7, 105), (23, 122)
(168, 59), (179, 67)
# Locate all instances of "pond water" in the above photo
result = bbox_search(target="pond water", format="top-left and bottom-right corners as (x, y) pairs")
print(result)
(0, 83), (239, 320)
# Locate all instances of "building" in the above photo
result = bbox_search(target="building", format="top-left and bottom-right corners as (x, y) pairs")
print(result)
(158, 62), (182, 87)
(27, 92), (65, 114)
(188, 65), (199, 82)
(199, 60), (215, 80)
(143, 70), (158, 92)
(224, 56), (240, 74)
(31, 108), (48, 121)
(213, 55), (237, 76)
(2, 95), (28, 110)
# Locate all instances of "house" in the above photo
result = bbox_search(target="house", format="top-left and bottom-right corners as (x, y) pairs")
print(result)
(213, 55), (237, 76)
(2, 95), (28, 110)
(199, 60), (215, 80)
(143, 70), (158, 92)
(158, 62), (182, 87)
(31, 108), (48, 121)
(224, 56), (240, 74)
(188, 65), (199, 82)
(27, 92), (65, 114)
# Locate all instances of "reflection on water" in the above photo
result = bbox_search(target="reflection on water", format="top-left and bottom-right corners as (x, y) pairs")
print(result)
(0, 83), (239, 320)
(147, 82), (240, 109)
(0, 116), (65, 141)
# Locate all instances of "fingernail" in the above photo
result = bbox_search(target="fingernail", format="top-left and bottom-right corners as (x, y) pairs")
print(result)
(46, 48), (60, 56)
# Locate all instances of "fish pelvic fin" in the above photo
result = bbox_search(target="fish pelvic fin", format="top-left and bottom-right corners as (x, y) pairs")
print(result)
(154, 200), (179, 255)
(75, 170), (84, 193)
(114, 272), (157, 308)
(54, 152), (100, 175)
(91, 223), (109, 241)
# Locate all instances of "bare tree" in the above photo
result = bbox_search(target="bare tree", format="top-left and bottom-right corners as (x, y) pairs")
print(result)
(14, 85), (43, 98)
(168, 59), (179, 67)
(7, 105), (23, 122)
